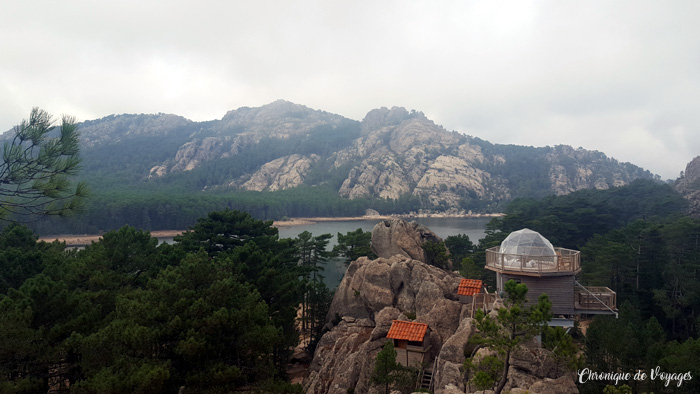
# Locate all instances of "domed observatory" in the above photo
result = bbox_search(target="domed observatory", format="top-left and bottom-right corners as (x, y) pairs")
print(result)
(497, 229), (559, 271)
(486, 229), (617, 324)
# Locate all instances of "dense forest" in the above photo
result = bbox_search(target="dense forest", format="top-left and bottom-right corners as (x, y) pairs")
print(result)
(449, 179), (700, 394)
(0, 210), (337, 393)
(27, 185), (426, 235)
(3, 177), (699, 393)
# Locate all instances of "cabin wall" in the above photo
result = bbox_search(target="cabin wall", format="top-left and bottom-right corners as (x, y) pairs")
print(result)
(395, 348), (428, 368)
(459, 294), (473, 304)
(499, 273), (574, 315)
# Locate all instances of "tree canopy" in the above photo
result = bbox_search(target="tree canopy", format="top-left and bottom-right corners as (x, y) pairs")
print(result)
(0, 209), (314, 393)
(0, 108), (87, 221)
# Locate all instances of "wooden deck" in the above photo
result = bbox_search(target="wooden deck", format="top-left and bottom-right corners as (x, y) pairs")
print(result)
(574, 285), (618, 316)
(485, 246), (581, 276)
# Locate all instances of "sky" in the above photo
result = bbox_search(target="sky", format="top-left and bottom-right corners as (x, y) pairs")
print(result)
(1, 1), (699, 180)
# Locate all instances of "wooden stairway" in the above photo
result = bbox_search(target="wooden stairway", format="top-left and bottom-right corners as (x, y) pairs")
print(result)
(418, 361), (435, 390)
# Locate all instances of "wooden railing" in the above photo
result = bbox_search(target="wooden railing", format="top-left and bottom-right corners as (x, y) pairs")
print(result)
(485, 246), (580, 274)
(576, 285), (617, 311)
(468, 292), (499, 318)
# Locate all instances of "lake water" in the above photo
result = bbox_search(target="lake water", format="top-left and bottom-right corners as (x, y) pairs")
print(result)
(276, 216), (493, 288)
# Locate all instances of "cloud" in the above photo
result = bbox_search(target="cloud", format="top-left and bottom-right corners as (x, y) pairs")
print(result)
(1, 0), (698, 179)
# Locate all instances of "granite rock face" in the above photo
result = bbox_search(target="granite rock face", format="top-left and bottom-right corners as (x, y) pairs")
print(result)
(304, 220), (579, 394)
(675, 156), (700, 218)
(305, 253), (465, 394)
(241, 154), (319, 191)
(370, 218), (450, 268)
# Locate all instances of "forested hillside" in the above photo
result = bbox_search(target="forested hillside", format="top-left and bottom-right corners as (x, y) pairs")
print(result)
(458, 179), (700, 393)
(8, 100), (657, 235)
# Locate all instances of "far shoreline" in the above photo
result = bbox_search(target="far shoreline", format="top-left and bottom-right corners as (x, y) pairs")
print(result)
(39, 213), (503, 245)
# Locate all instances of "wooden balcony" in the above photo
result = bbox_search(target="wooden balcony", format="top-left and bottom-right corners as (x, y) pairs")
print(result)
(575, 285), (618, 316)
(485, 246), (581, 276)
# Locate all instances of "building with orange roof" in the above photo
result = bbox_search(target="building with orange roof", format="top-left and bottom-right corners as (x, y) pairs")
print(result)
(457, 278), (484, 303)
(386, 320), (432, 367)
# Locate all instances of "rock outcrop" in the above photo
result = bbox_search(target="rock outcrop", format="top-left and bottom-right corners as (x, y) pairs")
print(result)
(370, 218), (446, 266)
(304, 254), (464, 394)
(241, 154), (319, 191)
(675, 156), (700, 218)
(304, 220), (578, 394)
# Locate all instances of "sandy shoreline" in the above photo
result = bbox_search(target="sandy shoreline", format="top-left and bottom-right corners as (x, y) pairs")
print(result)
(272, 213), (502, 227)
(39, 230), (188, 246)
(39, 213), (502, 245)
(271, 215), (392, 227)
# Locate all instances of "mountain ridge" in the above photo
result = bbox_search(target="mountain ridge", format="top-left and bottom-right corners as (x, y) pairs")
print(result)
(74, 99), (656, 212)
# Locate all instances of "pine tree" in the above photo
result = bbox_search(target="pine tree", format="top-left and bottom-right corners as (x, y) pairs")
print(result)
(371, 341), (400, 394)
(0, 108), (87, 221)
(468, 280), (552, 394)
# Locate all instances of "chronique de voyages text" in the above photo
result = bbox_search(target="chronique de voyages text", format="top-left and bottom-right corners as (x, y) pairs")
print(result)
(578, 367), (693, 387)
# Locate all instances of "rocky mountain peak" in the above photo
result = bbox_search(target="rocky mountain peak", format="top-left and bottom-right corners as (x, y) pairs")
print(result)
(674, 156), (700, 217)
(217, 100), (344, 136)
(682, 156), (700, 180)
(360, 106), (426, 133)
(77, 113), (193, 148)
(220, 99), (310, 122)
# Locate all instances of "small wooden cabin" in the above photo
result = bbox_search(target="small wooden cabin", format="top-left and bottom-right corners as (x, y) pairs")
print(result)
(386, 320), (431, 367)
(457, 278), (484, 303)
(457, 278), (498, 317)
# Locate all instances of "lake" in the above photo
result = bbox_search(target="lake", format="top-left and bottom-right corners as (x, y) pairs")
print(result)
(276, 216), (493, 288)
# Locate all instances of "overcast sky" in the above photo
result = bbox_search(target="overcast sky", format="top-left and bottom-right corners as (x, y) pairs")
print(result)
(2, 1), (698, 179)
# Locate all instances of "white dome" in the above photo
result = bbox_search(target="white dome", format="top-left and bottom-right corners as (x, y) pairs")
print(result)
(499, 228), (555, 257)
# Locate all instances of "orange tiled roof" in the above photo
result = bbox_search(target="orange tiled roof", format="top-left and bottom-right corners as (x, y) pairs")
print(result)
(458, 278), (483, 296)
(386, 320), (429, 342)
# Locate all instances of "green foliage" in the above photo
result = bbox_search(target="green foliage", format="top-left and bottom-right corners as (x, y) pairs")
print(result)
(464, 355), (502, 390)
(467, 281), (551, 394)
(295, 231), (333, 353)
(332, 228), (376, 265)
(422, 239), (451, 269)
(0, 108), (87, 220)
(0, 209), (313, 393)
(493, 179), (686, 249)
(257, 379), (305, 394)
(542, 326), (582, 373)
(0, 223), (62, 294)
(459, 257), (482, 279)
(656, 337), (700, 394)
(603, 385), (634, 394)
(175, 209), (279, 256)
(445, 234), (475, 262)
(371, 341), (401, 394)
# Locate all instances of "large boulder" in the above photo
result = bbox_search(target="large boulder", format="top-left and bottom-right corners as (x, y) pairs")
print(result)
(528, 375), (579, 394)
(371, 218), (451, 268)
(307, 254), (464, 394)
(326, 254), (460, 324)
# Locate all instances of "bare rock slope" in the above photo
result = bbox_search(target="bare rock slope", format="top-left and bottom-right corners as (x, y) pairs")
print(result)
(675, 156), (700, 218)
